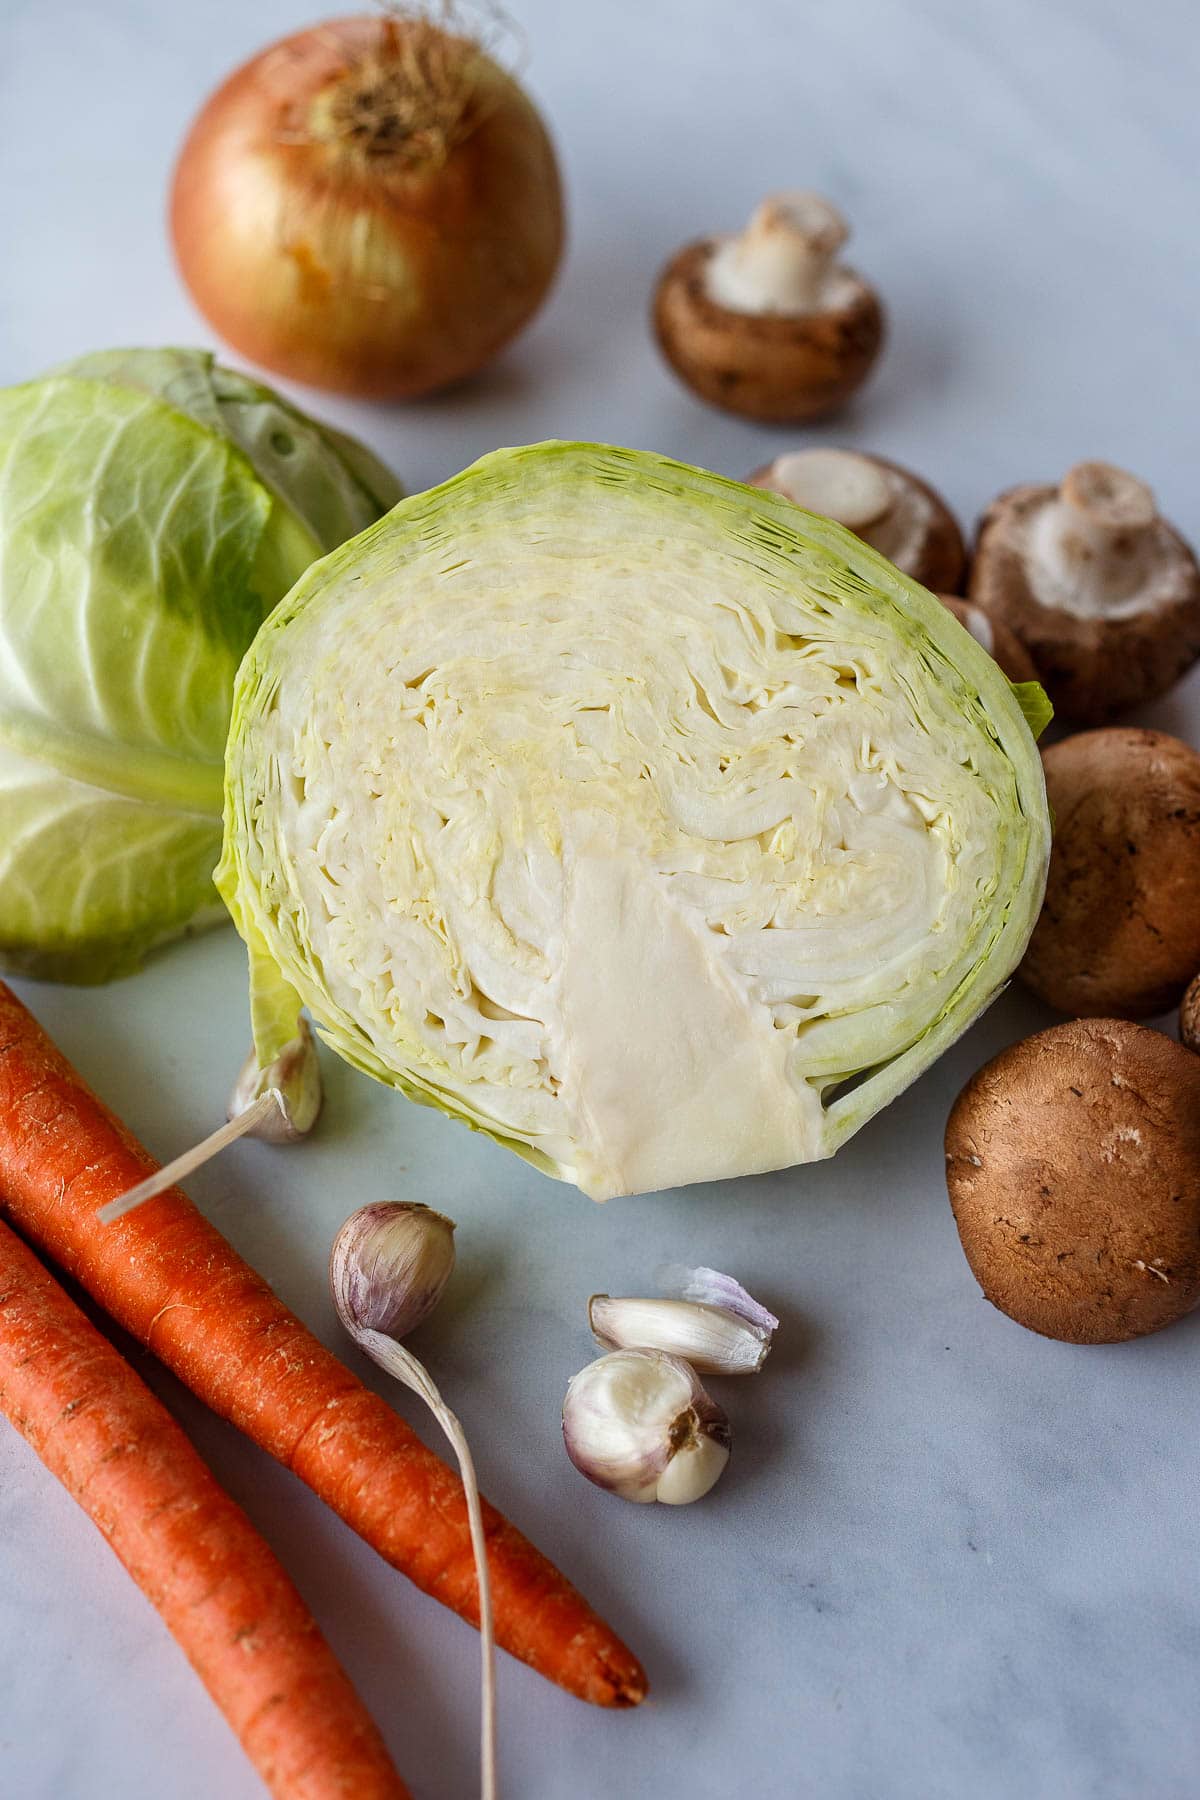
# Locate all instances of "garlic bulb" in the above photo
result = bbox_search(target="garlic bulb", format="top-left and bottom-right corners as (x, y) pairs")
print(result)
(589, 1268), (777, 1375)
(228, 1018), (323, 1142)
(329, 1202), (457, 1341)
(562, 1349), (731, 1505)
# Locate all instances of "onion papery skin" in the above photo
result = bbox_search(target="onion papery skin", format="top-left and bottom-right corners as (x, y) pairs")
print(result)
(170, 15), (565, 399)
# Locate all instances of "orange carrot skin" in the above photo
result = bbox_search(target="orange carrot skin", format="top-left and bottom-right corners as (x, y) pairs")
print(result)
(0, 1219), (409, 1800)
(0, 983), (645, 1708)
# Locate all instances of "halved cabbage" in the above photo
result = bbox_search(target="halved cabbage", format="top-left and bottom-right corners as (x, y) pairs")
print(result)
(0, 348), (401, 982)
(220, 443), (1051, 1199)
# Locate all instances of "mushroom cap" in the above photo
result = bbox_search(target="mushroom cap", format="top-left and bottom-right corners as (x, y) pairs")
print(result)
(1020, 728), (1200, 1018)
(748, 449), (965, 592)
(1182, 974), (1200, 1054)
(946, 1018), (1200, 1343)
(652, 240), (884, 423)
(968, 480), (1200, 724)
(939, 598), (1039, 685)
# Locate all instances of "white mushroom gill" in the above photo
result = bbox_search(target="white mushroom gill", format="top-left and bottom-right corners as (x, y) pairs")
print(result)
(221, 445), (1050, 1199)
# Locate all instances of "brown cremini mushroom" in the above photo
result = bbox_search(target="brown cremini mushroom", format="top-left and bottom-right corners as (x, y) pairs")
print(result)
(1020, 728), (1200, 1018)
(968, 461), (1200, 724)
(652, 193), (884, 422)
(1182, 975), (1200, 1054)
(747, 449), (965, 591)
(938, 598), (1039, 685)
(945, 1018), (1200, 1344)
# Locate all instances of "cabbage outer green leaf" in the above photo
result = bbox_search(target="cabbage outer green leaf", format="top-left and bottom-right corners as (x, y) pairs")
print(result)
(52, 348), (403, 552)
(0, 352), (400, 982)
(221, 442), (1051, 1199)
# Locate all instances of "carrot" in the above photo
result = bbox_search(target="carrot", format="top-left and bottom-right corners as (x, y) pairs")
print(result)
(0, 982), (645, 1708)
(0, 1217), (408, 1800)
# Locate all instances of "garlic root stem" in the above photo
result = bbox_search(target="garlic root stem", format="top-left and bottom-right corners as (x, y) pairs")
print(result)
(97, 1090), (285, 1222)
(355, 1325), (497, 1800)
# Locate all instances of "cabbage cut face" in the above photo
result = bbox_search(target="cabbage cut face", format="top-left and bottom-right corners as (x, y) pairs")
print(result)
(221, 444), (1050, 1200)
(0, 348), (400, 981)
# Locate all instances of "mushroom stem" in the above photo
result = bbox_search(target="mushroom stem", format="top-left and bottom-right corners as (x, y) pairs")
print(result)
(946, 599), (996, 656)
(706, 192), (849, 315)
(766, 449), (893, 530)
(1030, 461), (1158, 612)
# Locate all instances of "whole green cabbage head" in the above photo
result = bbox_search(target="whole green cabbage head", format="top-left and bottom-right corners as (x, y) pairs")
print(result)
(220, 443), (1051, 1200)
(0, 347), (401, 981)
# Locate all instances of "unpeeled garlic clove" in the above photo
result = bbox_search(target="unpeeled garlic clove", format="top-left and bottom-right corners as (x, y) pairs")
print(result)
(589, 1295), (771, 1374)
(228, 1017), (322, 1143)
(327, 1200), (495, 1799)
(590, 1267), (778, 1374)
(330, 1201), (457, 1342)
(562, 1348), (731, 1505)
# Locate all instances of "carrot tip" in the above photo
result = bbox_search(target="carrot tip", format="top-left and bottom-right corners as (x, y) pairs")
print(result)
(593, 1651), (649, 1708)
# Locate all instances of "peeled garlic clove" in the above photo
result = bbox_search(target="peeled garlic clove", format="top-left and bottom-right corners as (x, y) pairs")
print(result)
(589, 1294), (772, 1374)
(562, 1349), (731, 1505)
(330, 1201), (457, 1341)
(228, 1017), (322, 1142)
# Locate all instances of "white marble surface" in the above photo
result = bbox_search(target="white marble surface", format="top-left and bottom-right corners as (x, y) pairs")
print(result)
(2, 1), (1199, 1796)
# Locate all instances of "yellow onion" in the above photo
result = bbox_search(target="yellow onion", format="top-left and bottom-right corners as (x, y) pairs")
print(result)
(170, 12), (565, 399)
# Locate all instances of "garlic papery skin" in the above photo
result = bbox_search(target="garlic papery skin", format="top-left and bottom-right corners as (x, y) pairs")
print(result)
(675, 1266), (781, 1336)
(589, 1294), (773, 1375)
(706, 192), (857, 316)
(562, 1349), (731, 1505)
(329, 1202), (456, 1341)
(228, 1017), (323, 1143)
